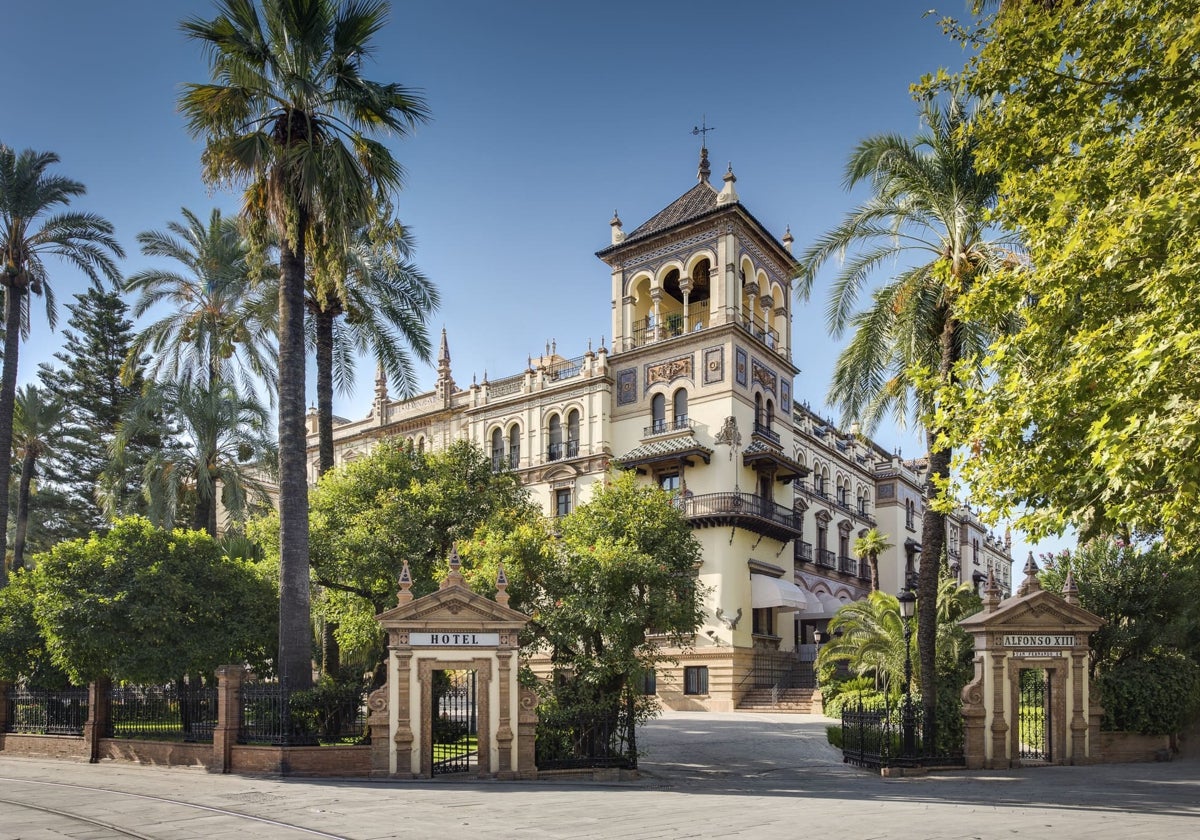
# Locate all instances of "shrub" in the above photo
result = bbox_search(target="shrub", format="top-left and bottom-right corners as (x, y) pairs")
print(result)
(1097, 651), (1200, 736)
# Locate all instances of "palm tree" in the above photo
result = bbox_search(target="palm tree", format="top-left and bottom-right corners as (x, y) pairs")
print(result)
(11, 384), (67, 570)
(854, 527), (892, 593)
(308, 217), (437, 474)
(180, 0), (430, 687)
(0, 145), (124, 585)
(818, 590), (911, 696)
(111, 380), (277, 538)
(795, 94), (1016, 750)
(124, 207), (277, 396)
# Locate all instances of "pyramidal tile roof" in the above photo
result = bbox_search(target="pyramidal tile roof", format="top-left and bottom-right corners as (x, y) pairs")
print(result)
(624, 180), (720, 242)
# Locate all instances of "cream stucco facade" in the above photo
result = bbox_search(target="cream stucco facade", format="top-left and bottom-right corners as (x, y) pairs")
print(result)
(311, 148), (1013, 711)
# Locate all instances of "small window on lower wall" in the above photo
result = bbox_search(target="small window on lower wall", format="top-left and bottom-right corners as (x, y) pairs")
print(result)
(684, 665), (709, 695)
(639, 669), (657, 695)
(752, 607), (775, 636)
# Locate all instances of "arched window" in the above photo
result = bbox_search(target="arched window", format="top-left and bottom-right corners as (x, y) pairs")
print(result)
(566, 409), (580, 457)
(651, 393), (666, 434)
(673, 388), (688, 430)
(755, 393), (764, 429)
(417, 437), (425, 454)
(766, 398), (775, 428)
(548, 414), (563, 460)
(491, 428), (504, 471)
(508, 424), (521, 468)
(905, 499), (915, 530)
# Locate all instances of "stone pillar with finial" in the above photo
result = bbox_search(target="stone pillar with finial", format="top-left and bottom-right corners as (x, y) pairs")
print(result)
(1015, 552), (1042, 597)
(610, 208), (625, 245)
(1063, 569), (1079, 606)
(717, 162), (738, 204)
(373, 360), (389, 425)
(495, 561), (510, 607)
(441, 543), (465, 589)
(782, 225), (794, 254)
(983, 568), (1001, 613)
(396, 560), (414, 605)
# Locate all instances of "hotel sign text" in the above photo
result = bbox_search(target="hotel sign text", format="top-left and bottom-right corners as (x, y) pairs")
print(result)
(1002, 634), (1076, 647)
(412, 632), (499, 647)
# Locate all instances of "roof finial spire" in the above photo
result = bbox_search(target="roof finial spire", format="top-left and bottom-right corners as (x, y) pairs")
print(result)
(692, 116), (714, 183)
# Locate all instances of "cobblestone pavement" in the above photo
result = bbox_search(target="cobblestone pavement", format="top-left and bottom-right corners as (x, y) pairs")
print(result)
(1, 711), (1197, 839)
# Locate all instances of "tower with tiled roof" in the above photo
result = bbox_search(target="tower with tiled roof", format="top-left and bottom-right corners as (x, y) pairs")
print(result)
(597, 145), (806, 709)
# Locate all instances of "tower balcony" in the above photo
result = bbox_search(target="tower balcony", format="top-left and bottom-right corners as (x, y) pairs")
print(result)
(678, 491), (803, 542)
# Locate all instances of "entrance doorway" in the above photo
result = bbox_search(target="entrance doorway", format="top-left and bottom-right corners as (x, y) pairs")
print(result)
(431, 670), (478, 775)
(1018, 668), (1051, 762)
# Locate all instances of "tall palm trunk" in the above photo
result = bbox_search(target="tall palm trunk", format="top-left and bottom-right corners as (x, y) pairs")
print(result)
(192, 486), (216, 537)
(0, 284), (25, 585)
(13, 447), (36, 570)
(917, 314), (959, 751)
(314, 306), (340, 675)
(315, 309), (335, 475)
(277, 232), (313, 691)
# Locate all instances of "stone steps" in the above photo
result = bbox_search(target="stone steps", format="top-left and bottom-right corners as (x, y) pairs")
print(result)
(737, 688), (820, 713)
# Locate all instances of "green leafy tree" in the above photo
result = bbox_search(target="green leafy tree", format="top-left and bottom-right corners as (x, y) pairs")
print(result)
(181, 0), (430, 688)
(260, 438), (536, 675)
(35, 287), (161, 546)
(935, 1), (1200, 548)
(794, 94), (1014, 745)
(124, 207), (277, 396)
(111, 380), (276, 537)
(526, 471), (706, 763)
(308, 218), (438, 475)
(0, 145), (124, 585)
(10, 384), (67, 570)
(854, 527), (892, 592)
(0, 569), (68, 686)
(31, 517), (277, 684)
(1040, 539), (1200, 735)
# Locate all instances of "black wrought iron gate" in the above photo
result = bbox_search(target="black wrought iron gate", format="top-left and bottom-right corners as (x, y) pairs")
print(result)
(1018, 668), (1051, 762)
(431, 670), (478, 775)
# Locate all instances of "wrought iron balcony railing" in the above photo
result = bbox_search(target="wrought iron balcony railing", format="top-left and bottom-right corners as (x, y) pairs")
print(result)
(677, 491), (803, 542)
(546, 439), (580, 461)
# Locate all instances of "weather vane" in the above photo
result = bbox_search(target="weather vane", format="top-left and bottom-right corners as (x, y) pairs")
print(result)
(692, 115), (715, 147)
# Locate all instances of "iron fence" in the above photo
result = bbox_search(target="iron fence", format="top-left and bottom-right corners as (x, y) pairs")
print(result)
(107, 684), (218, 742)
(239, 681), (366, 746)
(6, 687), (89, 736)
(536, 704), (635, 770)
(841, 698), (964, 769)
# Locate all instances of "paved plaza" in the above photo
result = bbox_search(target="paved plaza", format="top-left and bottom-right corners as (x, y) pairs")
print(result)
(1, 711), (1197, 839)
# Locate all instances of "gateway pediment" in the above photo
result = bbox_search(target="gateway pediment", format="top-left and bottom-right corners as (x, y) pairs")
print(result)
(378, 583), (529, 629)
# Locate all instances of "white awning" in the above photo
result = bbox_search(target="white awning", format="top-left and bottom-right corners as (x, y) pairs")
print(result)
(750, 573), (810, 612)
(797, 592), (850, 618)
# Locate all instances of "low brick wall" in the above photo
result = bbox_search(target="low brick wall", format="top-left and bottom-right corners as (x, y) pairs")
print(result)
(99, 739), (215, 769)
(0, 733), (91, 761)
(230, 744), (371, 776)
(1099, 731), (1172, 763)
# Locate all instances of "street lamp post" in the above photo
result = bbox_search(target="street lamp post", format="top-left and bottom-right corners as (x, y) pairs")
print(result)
(897, 588), (917, 761)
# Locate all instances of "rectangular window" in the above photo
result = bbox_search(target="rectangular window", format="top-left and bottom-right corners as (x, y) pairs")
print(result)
(555, 488), (571, 517)
(659, 473), (681, 492)
(752, 608), (775, 636)
(683, 666), (709, 696)
(639, 669), (657, 696)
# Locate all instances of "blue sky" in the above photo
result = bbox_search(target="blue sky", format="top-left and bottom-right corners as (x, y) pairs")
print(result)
(2, 1), (1062, 554)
